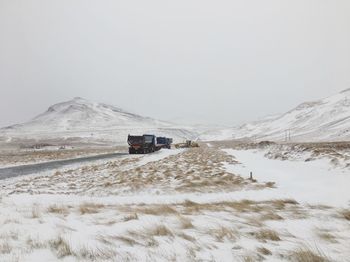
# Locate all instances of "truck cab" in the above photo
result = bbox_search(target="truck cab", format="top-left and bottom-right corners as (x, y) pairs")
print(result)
(128, 134), (157, 154)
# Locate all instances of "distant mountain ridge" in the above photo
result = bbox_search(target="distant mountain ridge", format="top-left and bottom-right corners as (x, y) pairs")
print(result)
(200, 89), (350, 142)
(2, 90), (349, 145)
(0, 97), (197, 145)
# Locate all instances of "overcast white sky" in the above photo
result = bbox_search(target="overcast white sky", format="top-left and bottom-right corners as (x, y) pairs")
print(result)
(0, 0), (349, 127)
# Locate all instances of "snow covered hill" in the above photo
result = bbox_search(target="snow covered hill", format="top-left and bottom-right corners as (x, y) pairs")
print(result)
(201, 89), (350, 142)
(0, 97), (197, 145)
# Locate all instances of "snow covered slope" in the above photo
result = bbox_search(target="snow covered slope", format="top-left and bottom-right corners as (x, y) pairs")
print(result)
(0, 97), (197, 144)
(201, 89), (350, 142)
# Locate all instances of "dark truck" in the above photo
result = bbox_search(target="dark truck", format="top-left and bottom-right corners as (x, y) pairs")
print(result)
(128, 134), (157, 154)
(128, 134), (173, 154)
(156, 137), (173, 149)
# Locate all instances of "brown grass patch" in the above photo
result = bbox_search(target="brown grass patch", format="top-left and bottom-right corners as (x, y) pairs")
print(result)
(32, 205), (41, 218)
(0, 231), (19, 240)
(270, 199), (298, 210)
(79, 203), (104, 215)
(137, 205), (178, 216)
(150, 225), (173, 237)
(290, 248), (330, 262)
(0, 242), (12, 254)
(27, 237), (46, 249)
(211, 227), (237, 242)
(340, 209), (350, 220)
(111, 236), (137, 246)
(177, 233), (196, 242)
(79, 246), (116, 260)
(317, 232), (337, 243)
(254, 229), (281, 241)
(315, 229), (337, 243)
(182, 199), (261, 214)
(261, 212), (283, 221)
(50, 236), (72, 258)
(245, 217), (264, 227)
(47, 205), (69, 215)
(308, 204), (332, 211)
(257, 247), (272, 256)
(54, 171), (62, 176)
(104, 181), (113, 187)
(265, 182), (276, 188)
(177, 216), (194, 229)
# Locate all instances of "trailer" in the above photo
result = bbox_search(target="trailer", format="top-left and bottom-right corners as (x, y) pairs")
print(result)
(128, 135), (173, 154)
(156, 137), (173, 149)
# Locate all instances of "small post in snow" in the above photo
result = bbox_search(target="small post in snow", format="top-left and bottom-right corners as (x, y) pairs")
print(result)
(249, 172), (253, 180)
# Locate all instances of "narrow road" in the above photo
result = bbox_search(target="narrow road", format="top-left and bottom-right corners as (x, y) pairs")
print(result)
(0, 152), (128, 180)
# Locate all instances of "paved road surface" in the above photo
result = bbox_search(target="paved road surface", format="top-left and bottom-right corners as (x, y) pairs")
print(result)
(0, 152), (128, 180)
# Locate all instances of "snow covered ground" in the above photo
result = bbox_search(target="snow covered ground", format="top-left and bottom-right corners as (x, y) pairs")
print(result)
(224, 149), (350, 207)
(0, 144), (349, 261)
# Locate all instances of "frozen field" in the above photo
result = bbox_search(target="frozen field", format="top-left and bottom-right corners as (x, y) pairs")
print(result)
(0, 143), (349, 261)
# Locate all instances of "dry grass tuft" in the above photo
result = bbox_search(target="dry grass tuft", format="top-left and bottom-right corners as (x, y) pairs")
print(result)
(182, 199), (261, 214)
(261, 212), (283, 221)
(79, 246), (116, 260)
(257, 247), (272, 256)
(271, 199), (298, 210)
(254, 229), (281, 241)
(50, 236), (72, 258)
(54, 171), (62, 176)
(315, 228), (337, 243)
(290, 248), (330, 262)
(265, 182), (276, 188)
(177, 233), (196, 242)
(32, 205), (41, 218)
(112, 236), (137, 246)
(0, 242), (12, 254)
(137, 205), (178, 216)
(282, 199), (299, 205)
(79, 202), (104, 215)
(211, 227), (237, 242)
(47, 204), (69, 215)
(317, 232), (337, 243)
(183, 199), (199, 207)
(340, 209), (350, 221)
(0, 231), (19, 241)
(224, 200), (260, 212)
(177, 216), (194, 229)
(150, 225), (173, 237)
(104, 181), (113, 187)
(27, 237), (46, 249)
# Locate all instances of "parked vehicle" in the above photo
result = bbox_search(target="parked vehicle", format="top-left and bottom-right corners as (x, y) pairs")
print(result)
(156, 137), (173, 149)
(175, 140), (199, 149)
(128, 135), (173, 154)
(128, 134), (157, 154)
